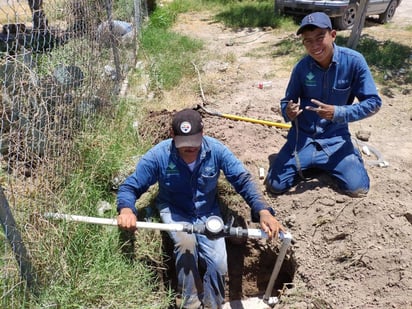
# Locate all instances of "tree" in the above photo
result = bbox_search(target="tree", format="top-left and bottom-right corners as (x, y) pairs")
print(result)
(347, 0), (369, 49)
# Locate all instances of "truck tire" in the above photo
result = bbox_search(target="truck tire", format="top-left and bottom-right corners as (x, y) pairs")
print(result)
(333, 3), (357, 30)
(378, 0), (397, 24)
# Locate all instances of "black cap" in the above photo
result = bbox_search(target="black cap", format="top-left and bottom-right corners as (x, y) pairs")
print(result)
(172, 109), (203, 148)
(297, 12), (332, 35)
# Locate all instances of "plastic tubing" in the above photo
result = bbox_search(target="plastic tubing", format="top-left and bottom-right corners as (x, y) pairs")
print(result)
(351, 138), (388, 167)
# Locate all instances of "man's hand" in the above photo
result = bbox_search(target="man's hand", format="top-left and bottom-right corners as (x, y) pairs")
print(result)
(305, 99), (334, 120)
(117, 208), (137, 231)
(259, 209), (285, 241)
(286, 100), (303, 121)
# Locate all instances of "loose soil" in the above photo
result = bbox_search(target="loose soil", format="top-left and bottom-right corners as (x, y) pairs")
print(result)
(139, 3), (412, 308)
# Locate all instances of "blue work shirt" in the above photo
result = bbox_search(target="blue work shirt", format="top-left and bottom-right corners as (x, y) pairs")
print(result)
(117, 136), (272, 222)
(281, 44), (382, 150)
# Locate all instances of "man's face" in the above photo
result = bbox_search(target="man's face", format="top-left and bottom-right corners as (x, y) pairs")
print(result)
(177, 146), (201, 164)
(170, 127), (202, 164)
(301, 28), (336, 68)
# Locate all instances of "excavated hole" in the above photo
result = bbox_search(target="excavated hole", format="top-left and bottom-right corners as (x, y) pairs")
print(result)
(160, 231), (297, 306)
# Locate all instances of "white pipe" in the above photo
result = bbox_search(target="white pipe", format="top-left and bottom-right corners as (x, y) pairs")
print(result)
(263, 232), (293, 306)
(246, 228), (268, 238)
(351, 138), (388, 167)
(43, 213), (186, 232)
(44, 213), (287, 241)
(46, 212), (293, 306)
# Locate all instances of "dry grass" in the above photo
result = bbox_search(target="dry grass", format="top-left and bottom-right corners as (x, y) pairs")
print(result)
(0, 0), (32, 25)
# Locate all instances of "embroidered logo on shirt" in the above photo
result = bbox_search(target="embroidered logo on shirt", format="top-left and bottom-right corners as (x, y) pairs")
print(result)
(203, 166), (216, 176)
(305, 72), (316, 87)
(166, 162), (179, 175)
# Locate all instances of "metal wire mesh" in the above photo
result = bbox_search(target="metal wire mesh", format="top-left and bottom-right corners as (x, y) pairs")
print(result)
(0, 0), (146, 305)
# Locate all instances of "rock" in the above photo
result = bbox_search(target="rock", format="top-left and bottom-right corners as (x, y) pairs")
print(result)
(53, 65), (84, 89)
(318, 197), (335, 207)
(401, 88), (410, 95)
(285, 215), (296, 227)
(355, 130), (371, 141)
(380, 87), (394, 98)
(97, 201), (112, 215)
(404, 212), (412, 225)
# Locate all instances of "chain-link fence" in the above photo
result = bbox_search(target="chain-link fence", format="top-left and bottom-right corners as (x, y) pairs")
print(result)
(0, 0), (148, 304)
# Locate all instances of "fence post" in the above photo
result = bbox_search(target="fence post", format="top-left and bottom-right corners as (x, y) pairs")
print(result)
(0, 186), (38, 295)
(105, 0), (122, 84)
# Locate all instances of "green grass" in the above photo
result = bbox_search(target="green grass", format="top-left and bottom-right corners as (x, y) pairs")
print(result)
(29, 98), (173, 308)
(272, 34), (412, 88)
(140, 27), (203, 90)
(339, 35), (412, 86)
(0, 97), (169, 308)
(213, 0), (297, 29)
(113, 0), (136, 21)
(215, 1), (280, 28)
(35, 223), (171, 308)
(138, 3), (204, 91)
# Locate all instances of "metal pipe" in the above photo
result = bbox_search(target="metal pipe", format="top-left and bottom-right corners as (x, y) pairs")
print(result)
(1, 186), (38, 295)
(263, 231), (293, 307)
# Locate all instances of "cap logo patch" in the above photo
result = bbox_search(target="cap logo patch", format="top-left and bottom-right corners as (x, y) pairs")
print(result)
(180, 121), (192, 133)
(308, 15), (315, 23)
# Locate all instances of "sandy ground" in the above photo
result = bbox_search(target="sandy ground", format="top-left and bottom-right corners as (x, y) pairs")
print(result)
(148, 2), (412, 308)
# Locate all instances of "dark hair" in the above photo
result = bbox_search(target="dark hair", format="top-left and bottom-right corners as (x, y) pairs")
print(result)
(300, 25), (331, 34)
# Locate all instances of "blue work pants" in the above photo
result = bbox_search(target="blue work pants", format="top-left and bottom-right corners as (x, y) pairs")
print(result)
(160, 211), (227, 309)
(266, 139), (370, 196)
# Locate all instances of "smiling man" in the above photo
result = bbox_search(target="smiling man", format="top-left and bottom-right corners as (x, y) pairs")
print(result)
(265, 12), (382, 197)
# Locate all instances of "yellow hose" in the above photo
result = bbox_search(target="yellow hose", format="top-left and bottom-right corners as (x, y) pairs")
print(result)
(196, 104), (291, 129)
(221, 113), (291, 129)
